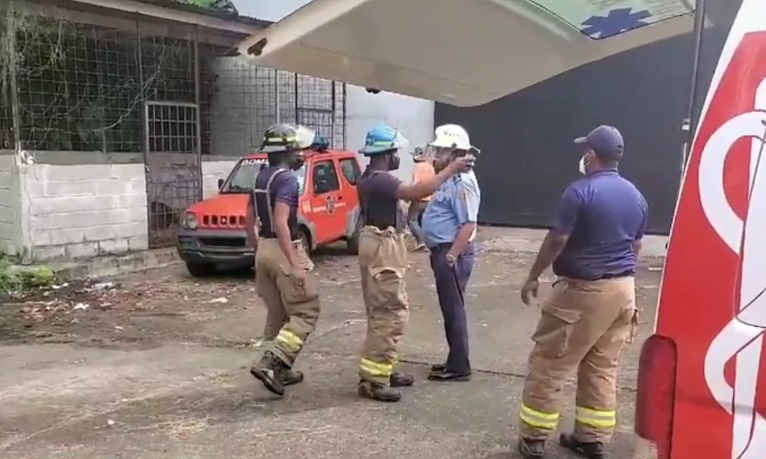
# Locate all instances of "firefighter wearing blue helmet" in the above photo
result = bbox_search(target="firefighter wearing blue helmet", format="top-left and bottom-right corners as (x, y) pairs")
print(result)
(355, 125), (474, 402)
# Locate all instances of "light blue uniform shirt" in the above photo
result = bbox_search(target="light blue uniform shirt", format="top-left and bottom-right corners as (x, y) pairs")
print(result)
(421, 170), (481, 248)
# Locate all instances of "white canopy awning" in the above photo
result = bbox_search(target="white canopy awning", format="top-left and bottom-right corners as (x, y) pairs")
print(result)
(237, 0), (697, 107)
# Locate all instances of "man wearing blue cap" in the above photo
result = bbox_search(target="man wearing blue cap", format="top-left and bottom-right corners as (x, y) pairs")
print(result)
(516, 125), (648, 459)
(355, 125), (473, 402)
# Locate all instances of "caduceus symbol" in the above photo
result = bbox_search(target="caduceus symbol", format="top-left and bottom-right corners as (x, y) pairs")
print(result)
(702, 78), (766, 459)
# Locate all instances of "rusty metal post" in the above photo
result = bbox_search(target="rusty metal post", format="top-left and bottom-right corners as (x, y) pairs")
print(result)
(193, 25), (202, 201)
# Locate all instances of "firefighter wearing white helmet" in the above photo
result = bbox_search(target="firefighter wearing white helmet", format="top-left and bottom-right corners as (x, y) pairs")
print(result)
(421, 124), (482, 382)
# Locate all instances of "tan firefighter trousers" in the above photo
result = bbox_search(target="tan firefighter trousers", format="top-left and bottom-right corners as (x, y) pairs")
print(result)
(358, 226), (409, 386)
(255, 238), (320, 367)
(519, 276), (639, 443)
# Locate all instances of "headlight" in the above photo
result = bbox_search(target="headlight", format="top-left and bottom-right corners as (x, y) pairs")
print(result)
(182, 212), (198, 230)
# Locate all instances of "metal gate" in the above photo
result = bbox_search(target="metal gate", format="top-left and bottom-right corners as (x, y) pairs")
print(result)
(144, 101), (202, 248)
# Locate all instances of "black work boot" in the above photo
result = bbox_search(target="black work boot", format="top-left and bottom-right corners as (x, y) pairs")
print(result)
(390, 372), (414, 388)
(357, 380), (402, 402)
(518, 437), (546, 459)
(559, 433), (607, 459)
(282, 369), (304, 386)
(249, 352), (288, 396)
(430, 362), (447, 373)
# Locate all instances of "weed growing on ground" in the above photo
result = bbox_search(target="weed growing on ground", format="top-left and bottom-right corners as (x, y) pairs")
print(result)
(0, 255), (56, 293)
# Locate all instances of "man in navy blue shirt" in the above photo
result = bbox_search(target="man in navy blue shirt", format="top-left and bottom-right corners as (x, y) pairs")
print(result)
(247, 124), (321, 398)
(516, 125), (648, 459)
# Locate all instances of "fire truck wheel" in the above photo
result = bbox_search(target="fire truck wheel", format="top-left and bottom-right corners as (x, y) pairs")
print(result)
(299, 228), (312, 256)
(346, 221), (361, 255)
(186, 262), (215, 278)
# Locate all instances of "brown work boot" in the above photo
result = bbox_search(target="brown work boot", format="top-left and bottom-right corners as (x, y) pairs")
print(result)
(282, 369), (304, 386)
(559, 433), (607, 459)
(518, 437), (546, 459)
(358, 380), (402, 402)
(249, 352), (288, 396)
(390, 372), (414, 387)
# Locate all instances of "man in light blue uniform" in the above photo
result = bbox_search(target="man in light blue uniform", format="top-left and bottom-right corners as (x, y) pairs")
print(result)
(421, 124), (481, 382)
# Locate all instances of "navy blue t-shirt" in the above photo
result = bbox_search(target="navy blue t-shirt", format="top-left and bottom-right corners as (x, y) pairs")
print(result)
(251, 166), (299, 239)
(357, 167), (406, 231)
(551, 170), (648, 280)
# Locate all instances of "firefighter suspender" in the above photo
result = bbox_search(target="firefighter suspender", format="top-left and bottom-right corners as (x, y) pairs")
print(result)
(252, 168), (288, 235)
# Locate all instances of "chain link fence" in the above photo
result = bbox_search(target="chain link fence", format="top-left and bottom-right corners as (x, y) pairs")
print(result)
(0, 5), (346, 248)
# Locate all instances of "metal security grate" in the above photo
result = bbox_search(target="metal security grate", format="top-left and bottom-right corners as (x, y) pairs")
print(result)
(2, 3), (347, 251)
(146, 102), (198, 153)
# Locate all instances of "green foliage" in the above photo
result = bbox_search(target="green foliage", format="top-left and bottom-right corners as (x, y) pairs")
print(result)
(168, 0), (238, 15)
(0, 5), (204, 153)
(0, 255), (56, 293)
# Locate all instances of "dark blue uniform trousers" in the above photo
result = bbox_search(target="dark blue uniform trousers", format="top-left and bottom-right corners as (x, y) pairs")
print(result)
(429, 242), (475, 374)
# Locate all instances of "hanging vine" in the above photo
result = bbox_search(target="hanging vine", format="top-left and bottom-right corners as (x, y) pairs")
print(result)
(0, 3), (175, 152)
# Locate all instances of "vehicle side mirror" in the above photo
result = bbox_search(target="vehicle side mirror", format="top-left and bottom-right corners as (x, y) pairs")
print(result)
(217, 178), (224, 189)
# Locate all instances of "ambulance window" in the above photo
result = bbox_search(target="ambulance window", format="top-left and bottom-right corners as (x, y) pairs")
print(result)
(525, 0), (694, 39)
(339, 158), (360, 185)
(312, 160), (340, 194)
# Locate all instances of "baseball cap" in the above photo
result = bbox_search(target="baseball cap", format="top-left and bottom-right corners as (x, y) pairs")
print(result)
(574, 125), (624, 157)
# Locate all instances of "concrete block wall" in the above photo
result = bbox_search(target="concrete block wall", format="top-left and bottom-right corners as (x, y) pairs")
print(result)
(0, 151), (20, 256)
(20, 155), (149, 262)
(0, 155), (248, 263)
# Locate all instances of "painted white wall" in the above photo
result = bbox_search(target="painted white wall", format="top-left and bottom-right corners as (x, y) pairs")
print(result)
(0, 151), (20, 256)
(0, 155), (235, 262)
(19, 158), (149, 261)
(202, 159), (239, 199)
(233, 0), (436, 182)
(345, 86), (435, 182)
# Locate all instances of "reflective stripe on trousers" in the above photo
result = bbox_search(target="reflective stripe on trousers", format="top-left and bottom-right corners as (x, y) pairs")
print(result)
(275, 329), (303, 353)
(360, 358), (393, 378)
(575, 406), (616, 428)
(519, 403), (560, 430)
(358, 226), (409, 386)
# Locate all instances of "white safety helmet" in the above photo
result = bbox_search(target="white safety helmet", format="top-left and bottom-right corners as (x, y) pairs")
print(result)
(428, 124), (480, 156)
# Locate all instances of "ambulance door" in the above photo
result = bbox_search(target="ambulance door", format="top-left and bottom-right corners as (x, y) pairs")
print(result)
(238, 0), (695, 107)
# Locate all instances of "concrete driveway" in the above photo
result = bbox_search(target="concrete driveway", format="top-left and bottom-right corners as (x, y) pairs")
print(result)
(0, 228), (664, 459)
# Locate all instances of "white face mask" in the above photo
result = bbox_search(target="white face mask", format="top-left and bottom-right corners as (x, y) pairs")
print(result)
(578, 156), (587, 175)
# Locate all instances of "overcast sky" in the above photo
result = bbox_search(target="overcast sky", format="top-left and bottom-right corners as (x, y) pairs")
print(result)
(231, 0), (310, 21)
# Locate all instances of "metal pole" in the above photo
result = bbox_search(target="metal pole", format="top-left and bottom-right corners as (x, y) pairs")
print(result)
(680, 0), (707, 173)
(7, 2), (21, 154)
(342, 83), (347, 149)
(193, 26), (203, 201)
(330, 80), (336, 147)
(294, 72), (299, 125)
(136, 20), (147, 160)
(274, 69), (281, 123)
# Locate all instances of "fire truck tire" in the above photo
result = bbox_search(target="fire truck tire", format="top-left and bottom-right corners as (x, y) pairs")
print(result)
(299, 227), (312, 255)
(346, 221), (361, 255)
(186, 261), (215, 278)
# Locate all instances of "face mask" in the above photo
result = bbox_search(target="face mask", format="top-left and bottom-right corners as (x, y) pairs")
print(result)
(389, 154), (401, 171)
(290, 152), (305, 170)
(578, 156), (587, 175)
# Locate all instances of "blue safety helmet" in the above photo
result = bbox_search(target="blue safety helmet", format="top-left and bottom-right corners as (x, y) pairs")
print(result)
(358, 125), (409, 156)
